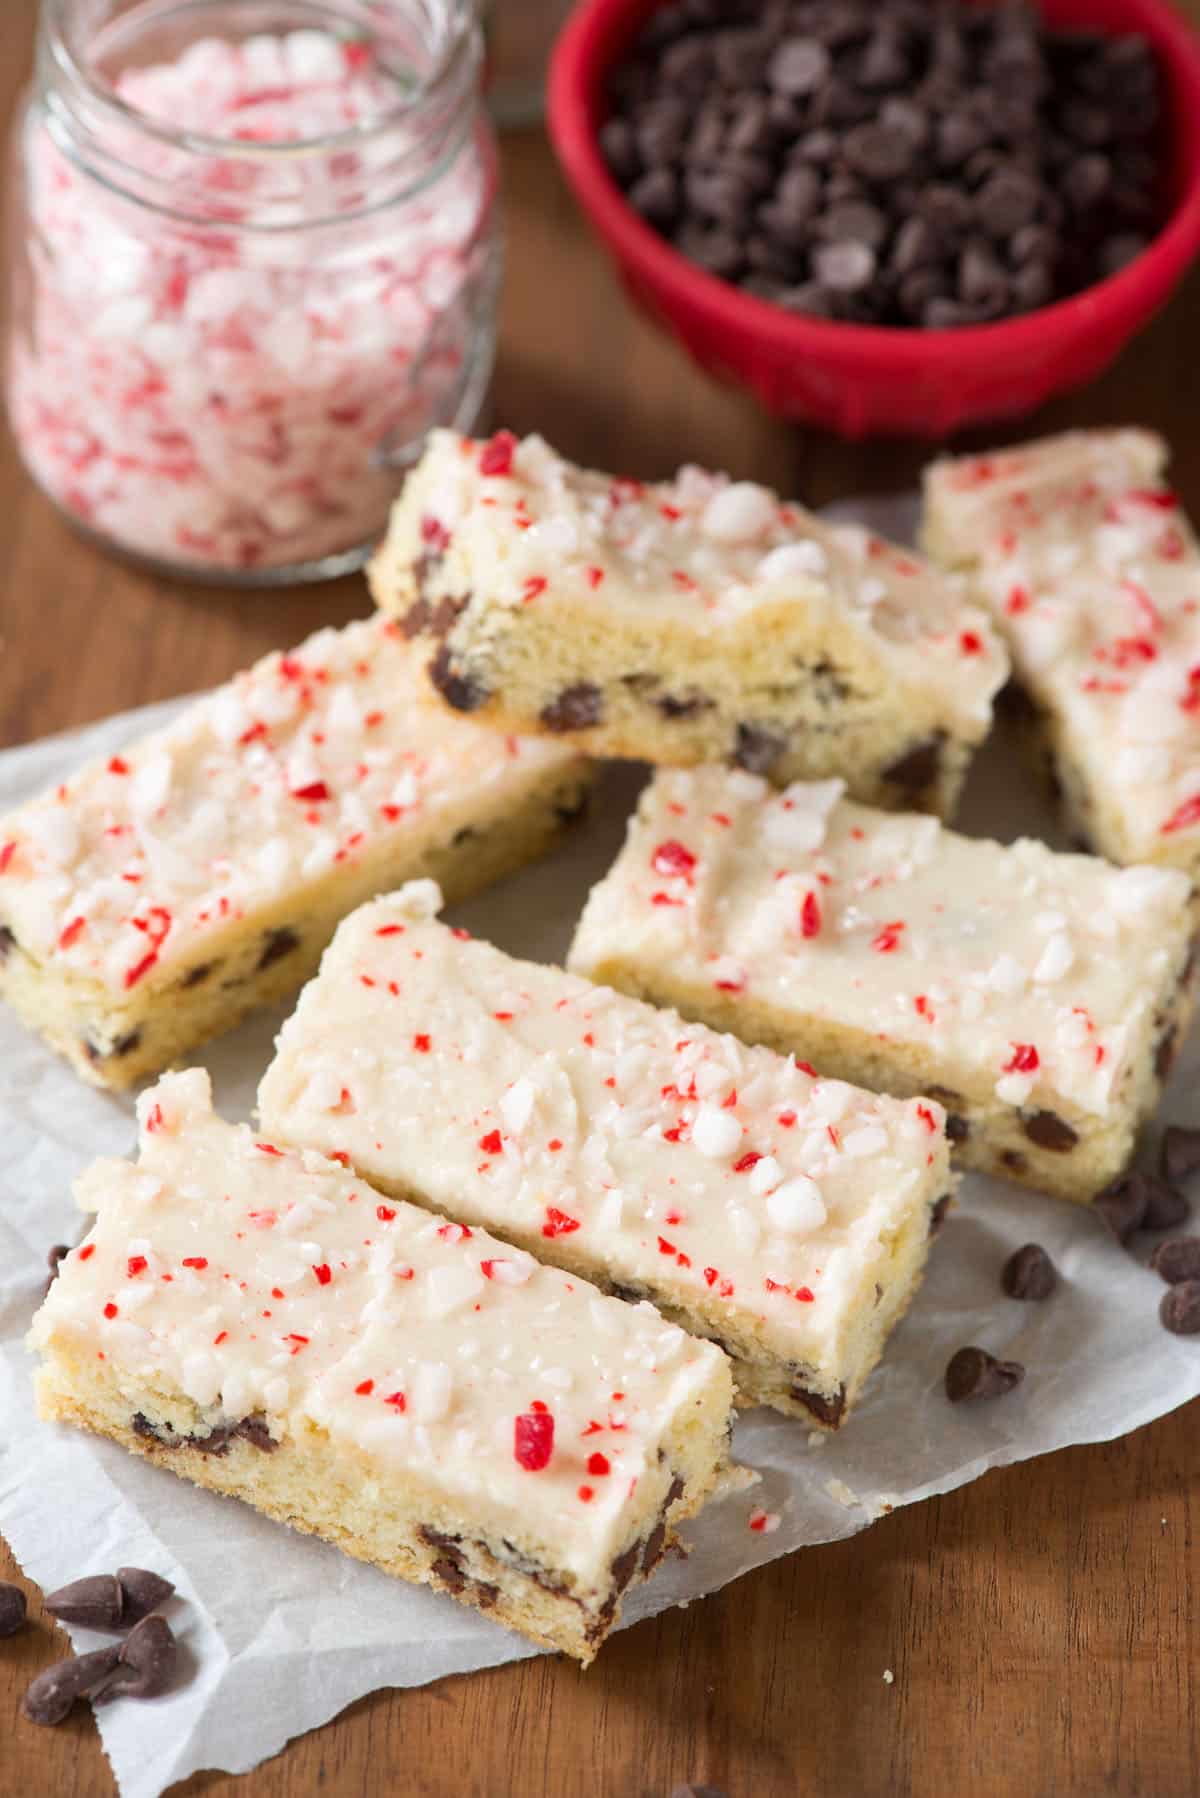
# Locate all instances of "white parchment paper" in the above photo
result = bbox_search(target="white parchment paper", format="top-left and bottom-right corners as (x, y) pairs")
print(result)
(1, 499), (1198, 1798)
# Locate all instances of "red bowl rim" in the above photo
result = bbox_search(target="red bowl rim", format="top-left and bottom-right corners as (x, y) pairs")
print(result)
(548, 0), (1200, 370)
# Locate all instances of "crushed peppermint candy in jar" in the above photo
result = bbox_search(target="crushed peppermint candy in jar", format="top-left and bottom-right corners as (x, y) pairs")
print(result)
(7, 13), (498, 579)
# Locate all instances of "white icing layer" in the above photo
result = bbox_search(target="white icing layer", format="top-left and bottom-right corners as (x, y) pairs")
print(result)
(258, 883), (950, 1386)
(31, 1070), (728, 1584)
(569, 767), (1193, 1120)
(0, 620), (580, 995)
(924, 429), (1200, 859)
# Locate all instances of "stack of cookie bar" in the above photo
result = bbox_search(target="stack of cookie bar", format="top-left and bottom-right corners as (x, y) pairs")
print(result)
(16, 425), (1200, 1660)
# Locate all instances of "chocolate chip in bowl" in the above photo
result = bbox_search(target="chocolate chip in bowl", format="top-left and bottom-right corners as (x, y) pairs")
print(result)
(602, 0), (1165, 329)
(549, 0), (1200, 433)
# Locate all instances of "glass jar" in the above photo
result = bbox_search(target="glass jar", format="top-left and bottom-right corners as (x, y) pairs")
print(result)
(6, 0), (501, 585)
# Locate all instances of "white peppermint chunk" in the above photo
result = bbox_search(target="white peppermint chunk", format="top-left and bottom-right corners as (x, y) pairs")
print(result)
(840, 1125), (889, 1159)
(423, 1262), (484, 1319)
(131, 752), (173, 817)
(691, 1103), (743, 1159)
(485, 1254), (535, 1287)
(500, 1077), (536, 1135)
(748, 1155), (782, 1196)
(758, 539), (828, 582)
(766, 1177), (827, 1234)
(1033, 933), (1075, 983)
(409, 1360), (454, 1423)
(24, 806), (80, 867)
(701, 481), (777, 544)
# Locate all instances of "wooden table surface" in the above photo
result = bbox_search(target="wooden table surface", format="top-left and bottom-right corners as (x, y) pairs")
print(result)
(2, 3), (1198, 1793)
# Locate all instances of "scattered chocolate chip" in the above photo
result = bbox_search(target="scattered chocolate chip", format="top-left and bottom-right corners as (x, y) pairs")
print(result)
(945, 1346), (1025, 1402)
(1160, 1281), (1200, 1336)
(0, 924), (15, 961)
(428, 646), (488, 714)
(999, 1149), (1027, 1174)
(539, 684), (604, 732)
(732, 720), (787, 775)
(929, 1193), (952, 1235)
(1149, 1238), (1200, 1285)
(22, 1646), (121, 1725)
(1021, 1110), (1079, 1153)
(43, 1574), (124, 1630)
(107, 1614), (176, 1700)
(881, 734), (944, 794)
(256, 926), (300, 973)
(944, 1114), (970, 1144)
(46, 1242), (70, 1284)
(1093, 1173), (1150, 1243)
(0, 1582), (27, 1637)
(179, 960), (216, 990)
(789, 1382), (846, 1427)
(1002, 1243), (1058, 1300)
(1161, 1126), (1200, 1188)
(117, 1569), (175, 1624)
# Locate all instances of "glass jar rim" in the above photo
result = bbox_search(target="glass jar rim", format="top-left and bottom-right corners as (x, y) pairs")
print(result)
(41, 0), (480, 161)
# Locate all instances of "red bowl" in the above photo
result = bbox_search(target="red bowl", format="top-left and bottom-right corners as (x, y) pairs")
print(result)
(548, 0), (1200, 438)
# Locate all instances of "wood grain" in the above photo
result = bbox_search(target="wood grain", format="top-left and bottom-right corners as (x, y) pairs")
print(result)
(1, 3), (1198, 1792)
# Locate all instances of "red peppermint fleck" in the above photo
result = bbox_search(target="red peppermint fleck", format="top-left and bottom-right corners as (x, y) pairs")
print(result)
(57, 916), (86, 950)
(1162, 793), (1200, 835)
(703, 1267), (720, 1287)
(478, 1129), (503, 1155)
(420, 514), (450, 554)
(577, 1485), (595, 1503)
(126, 1255), (147, 1278)
(213, 1330), (228, 1346)
(652, 840), (697, 879)
(437, 1222), (472, 1242)
(586, 566), (605, 589)
(777, 1110), (797, 1128)
(355, 1379), (375, 1396)
(284, 1334), (309, 1354)
(145, 1103), (164, 1133)
(1004, 1043), (1040, 1074)
(78, 1244), (95, 1262)
(959, 630), (985, 655)
(663, 1124), (686, 1143)
(312, 1263), (333, 1286)
(124, 952), (158, 989)
(1125, 488), (1178, 510)
(1095, 1045), (1107, 1066)
(587, 1452), (611, 1476)
(871, 921), (905, 953)
(292, 779), (330, 802)
(514, 1410), (554, 1471)
(255, 1142), (284, 1157)
(377, 1205), (395, 1222)
(915, 1104), (937, 1133)
(479, 430), (517, 476)
(827, 1124), (841, 1149)
(547, 1138), (563, 1152)
(794, 1285), (815, 1303)
(1122, 578), (1162, 633)
(543, 1206), (580, 1238)
(107, 756), (130, 775)
(521, 575), (548, 604)
(651, 891), (684, 906)
(657, 1235), (678, 1256)
(384, 1390), (407, 1410)
(181, 1256), (208, 1270)
(1006, 585), (1031, 615)
(375, 924), (405, 937)
(800, 890), (822, 939)
(413, 1033), (431, 1053)
(914, 994), (935, 1022)
(671, 569), (697, 591)
(0, 840), (17, 875)
(660, 503), (682, 520)
(103, 1302), (118, 1319)
(734, 1151), (763, 1174)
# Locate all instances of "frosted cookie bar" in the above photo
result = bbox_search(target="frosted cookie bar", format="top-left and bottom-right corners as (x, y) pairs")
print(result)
(568, 768), (1199, 1204)
(923, 428), (1200, 870)
(369, 429), (1007, 816)
(258, 881), (953, 1426)
(30, 1070), (733, 1666)
(0, 619), (589, 1089)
